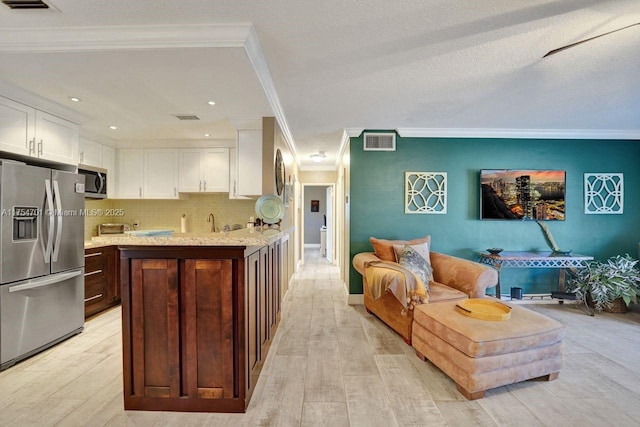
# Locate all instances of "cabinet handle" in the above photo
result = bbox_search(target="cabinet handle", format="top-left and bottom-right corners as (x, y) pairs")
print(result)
(28, 138), (36, 155)
(84, 294), (103, 303)
(139, 187), (142, 198)
(38, 139), (43, 156)
(174, 187), (177, 197)
(84, 269), (103, 277)
(80, 151), (84, 163)
(84, 252), (103, 258)
(233, 180), (237, 196)
(203, 180), (206, 191)
(199, 180), (202, 192)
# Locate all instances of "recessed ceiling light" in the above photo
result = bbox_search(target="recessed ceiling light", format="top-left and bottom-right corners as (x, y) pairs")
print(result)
(204, 133), (211, 137)
(207, 101), (216, 106)
(109, 125), (118, 130)
(69, 97), (81, 102)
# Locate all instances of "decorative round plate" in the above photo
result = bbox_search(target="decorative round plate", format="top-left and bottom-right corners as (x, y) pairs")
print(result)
(255, 194), (285, 224)
(456, 298), (511, 321)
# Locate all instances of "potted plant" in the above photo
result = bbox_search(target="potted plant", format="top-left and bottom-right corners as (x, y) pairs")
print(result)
(567, 254), (640, 313)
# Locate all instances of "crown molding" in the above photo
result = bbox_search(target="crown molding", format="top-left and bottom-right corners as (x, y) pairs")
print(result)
(243, 26), (300, 168)
(344, 128), (365, 138)
(0, 24), (252, 52)
(334, 130), (351, 168)
(396, 127), (640, 140)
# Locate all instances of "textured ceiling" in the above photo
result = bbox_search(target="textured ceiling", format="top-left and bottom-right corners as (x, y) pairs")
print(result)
(0, 0), (638, 170)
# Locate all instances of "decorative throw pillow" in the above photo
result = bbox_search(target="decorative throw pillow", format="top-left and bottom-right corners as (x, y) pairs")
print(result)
(393, 241), (433, 282)
(398, 245), (433, 291)
(369, 235), (431, 262)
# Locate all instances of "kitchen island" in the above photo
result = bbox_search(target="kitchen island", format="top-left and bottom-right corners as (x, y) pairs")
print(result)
(92, 227), (292, 413)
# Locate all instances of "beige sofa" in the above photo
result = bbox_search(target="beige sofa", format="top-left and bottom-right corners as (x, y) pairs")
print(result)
(352, 251), (498, 344)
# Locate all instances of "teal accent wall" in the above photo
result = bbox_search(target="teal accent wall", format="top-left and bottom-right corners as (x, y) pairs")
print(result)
(349, 134), (640, 295)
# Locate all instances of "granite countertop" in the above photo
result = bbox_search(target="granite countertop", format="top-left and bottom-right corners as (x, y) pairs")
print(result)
(84, 241), (114, 249)
(90, 226), (292, 247)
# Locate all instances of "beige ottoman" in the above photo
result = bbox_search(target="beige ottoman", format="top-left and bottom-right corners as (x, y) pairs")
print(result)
(412, 300), (565, 400)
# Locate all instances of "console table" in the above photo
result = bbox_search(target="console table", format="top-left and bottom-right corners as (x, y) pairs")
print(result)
(477, 251), (594, 299)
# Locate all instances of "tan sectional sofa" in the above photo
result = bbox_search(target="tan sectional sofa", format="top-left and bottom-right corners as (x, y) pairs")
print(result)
(352, 251), (498, 344)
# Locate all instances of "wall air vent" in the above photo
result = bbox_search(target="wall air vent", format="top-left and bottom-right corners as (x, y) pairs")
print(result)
(2, 0), (49, 9)
(363, 132), (396, 151)
(173, 114), (200, 121)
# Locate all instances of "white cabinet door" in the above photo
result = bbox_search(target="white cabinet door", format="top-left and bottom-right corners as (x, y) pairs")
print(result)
(117, 148), (144, 199)
(202, 148), (229, 192)
(178, 148), (229, 193)
(102, 145), (116, 198)
(178, 149), (203, 193)
(35, 111), (79, 165)
(236, 129), (262, 196)
(78, 137), (102, 167)
(0, 96), (35, 156)
(144, 149), (179, 199)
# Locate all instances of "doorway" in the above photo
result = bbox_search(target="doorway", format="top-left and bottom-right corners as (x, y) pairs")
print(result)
(301, 183), (335, 264)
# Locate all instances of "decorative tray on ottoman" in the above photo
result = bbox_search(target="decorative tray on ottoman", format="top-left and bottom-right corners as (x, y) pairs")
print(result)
(455, 298), (511, 321)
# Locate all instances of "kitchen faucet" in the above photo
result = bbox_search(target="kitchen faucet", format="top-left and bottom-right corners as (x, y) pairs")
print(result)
(207, 213), (216, 232)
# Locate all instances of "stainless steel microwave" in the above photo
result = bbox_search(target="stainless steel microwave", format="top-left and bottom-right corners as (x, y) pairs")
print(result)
(77, 165), (107, 199)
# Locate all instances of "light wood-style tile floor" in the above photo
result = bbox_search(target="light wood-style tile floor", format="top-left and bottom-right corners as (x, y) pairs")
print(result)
(1, 248), (639, 426)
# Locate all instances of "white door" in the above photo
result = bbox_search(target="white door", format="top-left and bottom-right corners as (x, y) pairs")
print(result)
(144, 149), (179, 199)
(236, 129), (262, 196)
(0, 97), (34, 156)
(35, 111), (79, 165)
(325, 186), (333, 263)
(117, 148), (144, 198)
(78, 138), (102, 167)
(102, 145), (116, 198)
(178, 149), (203, 192)
(202, 148), (229, 192)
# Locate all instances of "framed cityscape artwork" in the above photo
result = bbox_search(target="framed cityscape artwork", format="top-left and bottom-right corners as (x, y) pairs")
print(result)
(480, 169), (566, 220)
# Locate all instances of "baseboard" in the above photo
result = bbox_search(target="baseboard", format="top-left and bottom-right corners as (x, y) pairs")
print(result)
(347, 293), (364, 305)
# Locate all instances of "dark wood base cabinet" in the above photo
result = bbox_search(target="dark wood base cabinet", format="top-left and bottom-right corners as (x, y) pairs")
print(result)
(84, 245), (119, 318)
(119, 243), (283, 413)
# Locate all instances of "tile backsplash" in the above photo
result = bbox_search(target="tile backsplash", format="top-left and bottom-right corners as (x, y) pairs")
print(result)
(84, 194), (257, 240)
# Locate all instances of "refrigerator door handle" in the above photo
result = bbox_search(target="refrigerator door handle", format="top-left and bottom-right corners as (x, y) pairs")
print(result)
(44, 179), (55, 263)
(8, 269), (83, 293)
(52, 180), (63, 262)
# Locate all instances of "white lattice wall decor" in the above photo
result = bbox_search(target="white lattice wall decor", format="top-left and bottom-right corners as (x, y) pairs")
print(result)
(405, 172), (447, 214)
(584, 173), (623, 214)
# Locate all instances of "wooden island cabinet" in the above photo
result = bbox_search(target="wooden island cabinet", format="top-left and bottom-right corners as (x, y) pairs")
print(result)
(118, 236), (287, 413)
(84, 245), (119, 318)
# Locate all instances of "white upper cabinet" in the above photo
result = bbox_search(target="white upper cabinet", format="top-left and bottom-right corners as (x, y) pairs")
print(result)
(235, 129), (262, 197)
(178, 148), (229, 193)
(78, 137), (103, 167)
(102, 145), (116, 198)
(178, 149), (202, 192)
(117, 148), (144, 199)
(0, 96), (79, 165)
(0, 96), (33, 156)
(144, 149), (179, 199)
(35, 111), (79, 165)
(202, 148), (230, 192)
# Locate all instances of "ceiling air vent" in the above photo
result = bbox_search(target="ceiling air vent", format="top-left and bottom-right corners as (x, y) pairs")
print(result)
(2, 0), (49, 9)
(363, 132), (396, 151)
(173, 114), (200, 121)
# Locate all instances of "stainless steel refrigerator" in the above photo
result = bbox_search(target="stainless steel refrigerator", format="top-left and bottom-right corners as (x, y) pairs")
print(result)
(0, 160), (85, 370)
